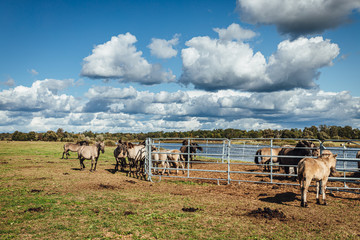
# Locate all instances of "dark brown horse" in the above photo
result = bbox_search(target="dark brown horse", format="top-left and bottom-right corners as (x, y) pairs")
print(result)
(278, 140), (316, 175)
(180, 140), (203, 168)
(114, 140), (128, 172)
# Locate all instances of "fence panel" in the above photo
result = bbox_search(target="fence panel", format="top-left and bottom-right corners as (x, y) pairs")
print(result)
(144, 138), (360, 193)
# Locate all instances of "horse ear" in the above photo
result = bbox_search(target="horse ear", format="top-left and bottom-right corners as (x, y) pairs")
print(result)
(334, 154), (338, 158)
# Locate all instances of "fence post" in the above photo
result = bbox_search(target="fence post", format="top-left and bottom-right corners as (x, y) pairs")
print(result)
(342, 143), (348, 188)
(146, 138), (152, 182)
(270, 139), (273, 183)
(227, 139), (231, 185)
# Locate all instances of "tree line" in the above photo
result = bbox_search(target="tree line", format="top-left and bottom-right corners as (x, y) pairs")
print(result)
(2, 125), (360, 143)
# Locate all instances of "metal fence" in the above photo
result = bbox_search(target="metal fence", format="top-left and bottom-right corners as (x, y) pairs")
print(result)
(143, 138), (360, 193)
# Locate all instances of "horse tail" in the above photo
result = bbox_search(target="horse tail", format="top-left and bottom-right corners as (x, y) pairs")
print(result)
(254, 149), (261, 164)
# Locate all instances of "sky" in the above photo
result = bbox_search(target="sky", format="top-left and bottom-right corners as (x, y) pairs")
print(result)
(1, 0), (360, 133)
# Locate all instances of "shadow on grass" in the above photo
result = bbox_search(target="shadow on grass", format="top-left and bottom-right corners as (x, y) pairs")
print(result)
(259, 192), (298, 205)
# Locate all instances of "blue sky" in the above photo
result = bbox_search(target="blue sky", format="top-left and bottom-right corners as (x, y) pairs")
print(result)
(1, 0), (360, 133)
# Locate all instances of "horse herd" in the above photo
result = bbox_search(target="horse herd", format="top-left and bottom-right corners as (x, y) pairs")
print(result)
(61, 139), (359, 208)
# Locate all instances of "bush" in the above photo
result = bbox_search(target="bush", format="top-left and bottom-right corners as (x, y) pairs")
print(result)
(105, 140), (116, 147)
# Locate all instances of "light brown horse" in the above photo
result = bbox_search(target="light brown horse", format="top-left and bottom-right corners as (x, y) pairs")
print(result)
(78, 142), (105, 172)
(120, 141), (146, 178)
(61, 141), (89, 159)
(298, 153), (337, 207)
(167, 149), (185, 174)
(254, 145), (293, 171)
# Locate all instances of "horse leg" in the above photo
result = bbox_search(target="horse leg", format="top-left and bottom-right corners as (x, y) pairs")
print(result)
(316, 181), (321, 204)
(179, 161), (185, 174)
(120, 157), (126, 172)
(90, 157), (95, 172)
(165, 160), (170, 175)
(302, 177), (311, 207)
(284, 166), (289, 175)
(321, 179), (328, 205)
(300, 179), (305, 207)
(93, 157), (98, 172)
(80, 158), (85, 170)
(115, 157), (119, 172)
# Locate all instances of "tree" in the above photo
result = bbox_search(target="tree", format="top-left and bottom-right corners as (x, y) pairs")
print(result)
(42, 131), (58, 141)
(27, 131), (37, 141)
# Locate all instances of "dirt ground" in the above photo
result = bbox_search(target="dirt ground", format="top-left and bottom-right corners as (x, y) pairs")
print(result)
(2, 144), (360, 239)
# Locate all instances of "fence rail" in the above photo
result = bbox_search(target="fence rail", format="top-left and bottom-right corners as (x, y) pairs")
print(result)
(143, 138), (360, 193)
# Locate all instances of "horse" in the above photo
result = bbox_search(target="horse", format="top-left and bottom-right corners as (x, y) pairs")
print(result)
(78, 141), (105, 172)
(151, 147), (170, 175)
(278, 140), (316, 175)
(121, 141), (147, 178)
(356, 151), (360, 171)
(114, 140), (127, 172)
(167, 149), (185, 174)
(180, 140), (203, 168)
(254, 145), (293, 171)
(298, 153), (338, 207)
(61, 141), (89, 159)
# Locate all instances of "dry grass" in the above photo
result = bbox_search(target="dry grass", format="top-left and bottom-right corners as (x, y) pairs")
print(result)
(0, 141), (359, 239)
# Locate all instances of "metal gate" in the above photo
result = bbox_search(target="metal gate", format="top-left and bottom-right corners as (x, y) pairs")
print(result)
(143, 138), (360, 193)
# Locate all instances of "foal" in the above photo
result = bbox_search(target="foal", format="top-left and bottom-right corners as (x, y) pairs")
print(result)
(298, 153), (337, 207)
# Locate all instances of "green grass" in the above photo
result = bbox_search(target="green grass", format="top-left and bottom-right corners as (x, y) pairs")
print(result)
(0, 141), (359, 239)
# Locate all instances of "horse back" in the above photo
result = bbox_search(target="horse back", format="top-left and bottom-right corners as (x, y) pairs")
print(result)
(79, 145), (98, 159)
(298, 157), (328, 181)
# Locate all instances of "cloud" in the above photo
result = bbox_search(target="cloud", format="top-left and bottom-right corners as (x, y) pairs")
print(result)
(81, 33), (176, 84)
(265, 37), (340, 91)
(148, 34), (179, 59)
(0, 79), (80, 112)
(180, 26), (339, 92)
(236, 0), (360, 36)
(28, 69), (39, 76)
(213, 23), (256, 41)
(3, 77), (15, 87)
(1, 80), (360, 133)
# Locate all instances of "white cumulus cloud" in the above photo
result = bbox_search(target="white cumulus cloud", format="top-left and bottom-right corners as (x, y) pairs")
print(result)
(213, 23), (256, 41)
(180, 25), (339, 92)
(148, 34), (179, 59)
(81, 32), (176, 85)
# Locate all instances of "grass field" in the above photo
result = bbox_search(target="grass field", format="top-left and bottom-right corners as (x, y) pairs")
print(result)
(0, 141), (359, 239)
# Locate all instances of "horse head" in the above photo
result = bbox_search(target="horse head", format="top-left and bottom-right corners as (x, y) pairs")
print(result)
(296, 140), (313, 156)
(97, 141), (105, 154)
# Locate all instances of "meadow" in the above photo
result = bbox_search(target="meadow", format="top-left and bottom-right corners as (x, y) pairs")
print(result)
(0, 141), (359, 239)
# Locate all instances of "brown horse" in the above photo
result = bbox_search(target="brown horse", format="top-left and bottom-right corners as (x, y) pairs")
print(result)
(278, 140), (316, 175)
(356, 151), (360, 171)
(114, 140), (128, 172)
(180, 140), (203, 168)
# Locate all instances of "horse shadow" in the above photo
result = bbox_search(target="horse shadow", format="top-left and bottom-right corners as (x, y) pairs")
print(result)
(259, 192), (298, 205)
(105, 168), (130, 174)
